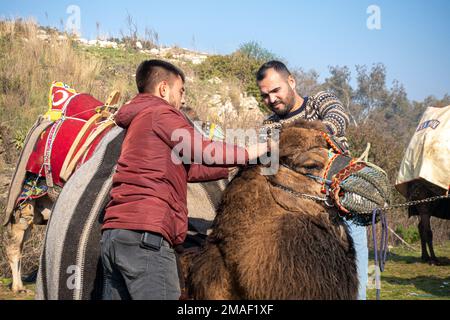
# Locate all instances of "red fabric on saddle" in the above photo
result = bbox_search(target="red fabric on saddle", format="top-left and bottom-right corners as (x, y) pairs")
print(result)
(26, 90), (107, 187)
(26, 119), (85, 187)
(49, 82), (77, 113)
(49, 82), (101, 121)
(64, 94), (102, 120)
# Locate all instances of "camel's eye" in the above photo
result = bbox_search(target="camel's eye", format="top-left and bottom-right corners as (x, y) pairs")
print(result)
(302, 162), (323, 171)
(288, 149), (327, 174)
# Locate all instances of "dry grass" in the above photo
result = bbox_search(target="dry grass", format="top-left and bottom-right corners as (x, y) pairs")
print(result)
(0, 19), (135, 144)
(0, 20), (102, 132)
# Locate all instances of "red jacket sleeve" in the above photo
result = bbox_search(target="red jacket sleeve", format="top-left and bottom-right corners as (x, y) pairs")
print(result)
(187, 164), (229, 182)
(152, 106), (249, 166)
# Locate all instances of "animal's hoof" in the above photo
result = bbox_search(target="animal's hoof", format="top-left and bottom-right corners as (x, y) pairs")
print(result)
(11, 287), (30, 294)
(429, 259), (441, 266)
(9, 282), (31, 294)
(421, 256), (430, 263)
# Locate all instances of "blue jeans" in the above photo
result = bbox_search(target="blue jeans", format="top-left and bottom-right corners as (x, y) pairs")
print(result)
(346, 220), (368, 300)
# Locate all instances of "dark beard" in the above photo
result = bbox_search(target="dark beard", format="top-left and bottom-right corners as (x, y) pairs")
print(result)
(271, 89), (296, 117)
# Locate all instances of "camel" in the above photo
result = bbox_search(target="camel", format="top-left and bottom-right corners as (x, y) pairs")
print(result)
(186, 120), (360, 300)
(36, 119), (360, 300)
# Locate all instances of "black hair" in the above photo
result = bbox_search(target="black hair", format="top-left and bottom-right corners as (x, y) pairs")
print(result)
(256, 60), (291, 82)
(136, 59), (186, 94)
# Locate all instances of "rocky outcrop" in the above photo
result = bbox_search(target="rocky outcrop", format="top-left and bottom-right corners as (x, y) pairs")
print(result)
(208, 89), (263, 119)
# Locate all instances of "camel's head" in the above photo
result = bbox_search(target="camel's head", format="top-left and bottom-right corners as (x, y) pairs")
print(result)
(268, 119), (390, 225)
(268, 120), (334, 197)
(279, 120), (332, 177)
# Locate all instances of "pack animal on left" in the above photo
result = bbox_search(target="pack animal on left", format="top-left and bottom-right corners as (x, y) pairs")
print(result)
(3, 82), (120, 293)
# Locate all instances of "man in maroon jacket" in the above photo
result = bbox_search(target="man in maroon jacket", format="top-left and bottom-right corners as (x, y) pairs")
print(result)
(101, 60), (268, 300)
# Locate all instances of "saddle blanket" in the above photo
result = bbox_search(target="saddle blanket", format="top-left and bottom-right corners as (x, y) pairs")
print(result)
(396, 105), (450, 196)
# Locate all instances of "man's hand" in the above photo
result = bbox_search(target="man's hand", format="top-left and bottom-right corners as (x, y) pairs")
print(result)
(246, 141), (270, 162)
(228, 166), (239, 178)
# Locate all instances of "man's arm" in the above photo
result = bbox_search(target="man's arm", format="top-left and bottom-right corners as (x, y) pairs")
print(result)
(187, 164), (228, 182)
(152, 106), (249, 166)
(313, 91), (350, 137)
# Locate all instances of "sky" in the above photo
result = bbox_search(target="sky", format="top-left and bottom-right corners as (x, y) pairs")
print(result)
(1, 0), (449, 101)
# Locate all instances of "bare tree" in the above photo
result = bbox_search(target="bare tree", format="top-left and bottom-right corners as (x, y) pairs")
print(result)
(120, 11), (138, 48)
(355, 63), (389, 123)
(292, 68), (323, 97)
(144, 27), (159, 49)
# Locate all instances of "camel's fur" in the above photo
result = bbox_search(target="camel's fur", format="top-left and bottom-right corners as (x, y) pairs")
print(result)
(187, 120), (358, 300)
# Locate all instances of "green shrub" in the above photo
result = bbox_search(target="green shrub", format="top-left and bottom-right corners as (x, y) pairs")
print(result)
(395, 225), (421, 244)
(194, 43), (275, 113)
(13, 128), (27, 150)
(237, 41), (275, 62)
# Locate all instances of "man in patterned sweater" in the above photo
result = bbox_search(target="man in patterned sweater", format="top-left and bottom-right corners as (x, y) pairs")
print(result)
(259, 60), (349, 149)
(256, 60), (368, 300)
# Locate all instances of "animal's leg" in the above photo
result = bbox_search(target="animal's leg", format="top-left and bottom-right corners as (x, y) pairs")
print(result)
(418, 217), (430, 262)
(421, 214), (440, 265)
(5, 201), (34, 293)
(425, 216), (440, 266)
(427, 241), (440, 266)
(33, 195), (53, 224)
(187, 242), (237, 300)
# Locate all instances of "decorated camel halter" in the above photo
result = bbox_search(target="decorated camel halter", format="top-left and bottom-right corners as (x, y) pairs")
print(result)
(275, 131), (391, 227)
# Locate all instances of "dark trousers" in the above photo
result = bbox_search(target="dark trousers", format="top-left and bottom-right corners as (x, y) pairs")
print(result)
(100, 229), (180, 300)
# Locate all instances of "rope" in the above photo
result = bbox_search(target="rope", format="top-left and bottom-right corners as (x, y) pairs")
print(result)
(43, 117), (66, 187)
(380, 212), (388, 272)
